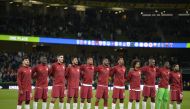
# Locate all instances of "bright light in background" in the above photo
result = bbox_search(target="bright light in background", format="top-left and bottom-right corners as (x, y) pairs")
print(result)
(74, 5), (87, 11)
(111, 7), (124, 11)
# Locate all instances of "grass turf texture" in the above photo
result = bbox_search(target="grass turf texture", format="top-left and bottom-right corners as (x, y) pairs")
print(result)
(0, 89), (189, 109)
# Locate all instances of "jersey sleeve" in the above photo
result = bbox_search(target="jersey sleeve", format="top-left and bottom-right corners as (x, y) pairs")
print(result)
(32, 66), (37, 79)
(17, 68), (22, 91)
(110, 67), (115, 77)
(126, 71), (132, 82)
(180, 73), (183, 92)
(156, 68), (161, 78)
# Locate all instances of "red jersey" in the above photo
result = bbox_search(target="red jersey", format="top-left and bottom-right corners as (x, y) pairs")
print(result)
(66, 65), (80, 88)
(157, 67), (170, 88)
(17, 65), (32, 91)
(127, 69), (141, 90)
(80, 64), (95, 84)
(32, 64), (49, 87)
(96, 65), (111, 86)
(169, 71), (183, 91)
(110, 65), (126, 86)
(141, 66), (158, 86)
(49, 62), (66, 86)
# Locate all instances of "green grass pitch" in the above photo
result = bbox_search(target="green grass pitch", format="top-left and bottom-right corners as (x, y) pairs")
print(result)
(0, 89), (189, 109)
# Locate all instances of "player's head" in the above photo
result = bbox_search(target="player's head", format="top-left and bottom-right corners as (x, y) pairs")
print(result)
(164, 61), (170, 68)
(57, 54), (64, 63)
(102, 58), (109, 66)
(87, 56), (93, 65)
(40, 56), (47, 64)
(117, 57), (124, 65)
(148, 57), (155, 66)
(22, 56), (30, 66)
(131, 59), (140, 69)
(72, 57), (78, 65)
(173, 64), (179, 71)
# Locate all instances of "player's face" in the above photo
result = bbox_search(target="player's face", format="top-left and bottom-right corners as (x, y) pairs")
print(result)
(40, 56), (47, 64)
(174, 64), (179, 71)
(87, 58), (93, 65)
(149, 59), (155, 66)
(164, 61), (170, 68)
(135, 62), (140, 68)
(23, 59), (30, 66)
(72, 58), (78, 65)
(57, 55), (64, 63)
(103, 59), (109, 66)
(118, 58), (124, 65)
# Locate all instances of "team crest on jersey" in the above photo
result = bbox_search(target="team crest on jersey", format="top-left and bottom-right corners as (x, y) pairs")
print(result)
(139, 71), (141, 75)
(46, 67), (48, 71)
(106, 68), (109, 71)
(77, 69), (80, 72)
(29, 69), (32, 72)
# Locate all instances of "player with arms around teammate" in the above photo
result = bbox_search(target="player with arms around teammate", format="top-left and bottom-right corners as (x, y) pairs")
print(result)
(110, 57), (126, 109)
(80, 57), (95, 109)
(156, 61), (170, 109)
(95, 58), (111, 109)
(17, 56), (32, 109)
(49, 54), (66, 109)
(32, 56), (49, 109)
(65, 57), (81, 109)
(169, 64), (183, 109)
(127, 59), (141, 109)
(141, 58), (158, 109)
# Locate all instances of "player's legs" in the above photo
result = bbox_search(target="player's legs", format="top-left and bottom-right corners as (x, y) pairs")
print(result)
(49, 86), (60, 109)
(176, 90), (182, 109)
(119, 89), (125, 109)
(17, 91), (25, 109)
(58, 86), (65, 109)
(67, 87), (75, 109)
(80, 86), (88, 109)
(87, 86), (93, 109)
(33, 88), (43, 109)
(162, 88), (169, 109)
(142, 86), (150, 109)
(128, 90), (135, 109)
(150, 87), (156, 109)
(103, 87), (109, 108)
(41, 88), (48, 109)
(135, 91), (140, 109)
(112, 88), (119, 109)
(170, 90), (177, 109)
(156, 88), (165, 109)
(25, 91), (30, 109)
(73, 88), (79, 109)
(95, 86), (104, 109)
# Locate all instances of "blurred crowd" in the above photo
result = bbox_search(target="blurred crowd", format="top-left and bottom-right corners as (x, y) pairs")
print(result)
(0, 5), (189, 42)
(0, 51), (184, 83)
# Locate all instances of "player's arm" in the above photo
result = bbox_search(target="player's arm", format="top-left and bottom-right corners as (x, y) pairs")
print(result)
(17, 68), (23, 94)
(126, 70), (132, 83)
(32, 66), (37, 79)
(140, 66), (146, 83)
(94, 66), (99, 83)
(180, 73), (183, 92)
(48, 64), (54, 77)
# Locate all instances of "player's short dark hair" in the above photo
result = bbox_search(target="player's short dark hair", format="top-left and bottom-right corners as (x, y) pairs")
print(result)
(87, 56), (93, 60)
(131, 59), (140, 68)
(22, 55), (29, 61)
(57, 54), (64, 57)
(71, 56), (77, 61)
(149, 56), (155, 60)
(117, 56), (124, 61)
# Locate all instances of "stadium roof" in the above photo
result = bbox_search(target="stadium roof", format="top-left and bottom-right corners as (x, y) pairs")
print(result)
(3, 0), (190, 9)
